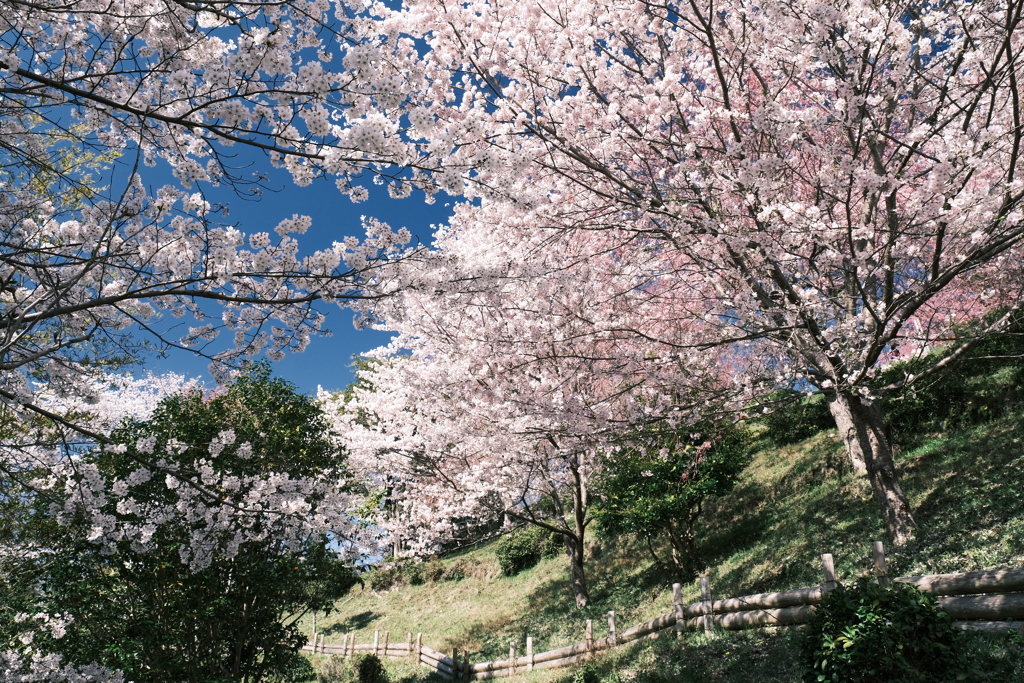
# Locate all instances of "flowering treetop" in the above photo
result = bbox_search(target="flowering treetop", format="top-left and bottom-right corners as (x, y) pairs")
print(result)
(350, 0), (1024, 544)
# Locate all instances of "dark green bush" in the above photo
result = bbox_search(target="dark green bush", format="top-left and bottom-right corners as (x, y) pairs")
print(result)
(441, 559), (467, 582)
(496, 530), (543, 576)
(354, 654), (389, 683)
(758, 390), (834, 446)
(266, 652), (316, 682)
(875, 309), (1024, 447)
(569, 664), (601, 683)
(404, 563), (425, 586)
(366, 567), (401, 592)
(592, 423), (751, 582)
(801, 578), (968, 682)
(540, 529), (563, 558)
(421, 558), (446, 582)
(495, 526), (561, 576)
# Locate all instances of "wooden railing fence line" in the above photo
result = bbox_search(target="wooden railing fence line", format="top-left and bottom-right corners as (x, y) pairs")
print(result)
(302, 541), (1024, 680)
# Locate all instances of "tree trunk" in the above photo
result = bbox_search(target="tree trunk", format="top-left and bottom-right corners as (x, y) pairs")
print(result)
(828, 391), (916, 545)
(665, 506), (701, 584)
(562, 533), (589, 608)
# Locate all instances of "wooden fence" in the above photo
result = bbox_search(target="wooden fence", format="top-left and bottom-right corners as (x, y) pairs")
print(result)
(302, 541), (1024, 680)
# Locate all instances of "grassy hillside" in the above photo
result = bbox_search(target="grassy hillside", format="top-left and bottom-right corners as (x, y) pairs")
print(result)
(305, 410), (1024, 682)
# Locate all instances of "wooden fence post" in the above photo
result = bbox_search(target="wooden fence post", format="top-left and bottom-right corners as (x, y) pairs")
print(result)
(586, 619), (593, 655)
(463, 650), (470, 681)
(872, 541), (890, 588)
(673, 583), (685, 638)
(311, 610), (317, 647)
(509, 641), (516, 677)
(608, 611), (617, 646)
(701, 574), (714, 635)
(341, 633), (348, 658)
(416, 633), (423, 664)
(383, 631), (390, 658)
(453, 648), (460, 680)
(407, 632), (413, 659)
(526, 636), (534, 671)
(318, 633), (325, 655)
(373, 630), (379, 657)
(822, 553), (837, 592)
(349, 632), (355, 657)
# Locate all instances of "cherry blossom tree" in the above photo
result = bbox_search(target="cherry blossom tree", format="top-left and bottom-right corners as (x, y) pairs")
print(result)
(357, 0), (1024, 545)
(333, 205), (739, 607)
(0, 0), (432, 516)
(0, 1), (432, 676)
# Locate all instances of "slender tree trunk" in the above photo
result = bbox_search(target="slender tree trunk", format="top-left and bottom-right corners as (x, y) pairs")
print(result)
(562, 532), (589, 608)
(828, 391), (916, 545)
(566, 451), (591, 608)
(666, 508), (700, 584)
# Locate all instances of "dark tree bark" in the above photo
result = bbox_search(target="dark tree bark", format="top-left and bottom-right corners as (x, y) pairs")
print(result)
(562, 532), (590, 609)
(828, 391), (916, 545)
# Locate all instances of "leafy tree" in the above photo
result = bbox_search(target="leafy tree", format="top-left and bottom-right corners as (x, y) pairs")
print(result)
(1, 366), (359, 683)
(593, 424), (751, 583)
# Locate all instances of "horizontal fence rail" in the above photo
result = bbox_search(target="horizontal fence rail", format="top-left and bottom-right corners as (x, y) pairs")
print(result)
(301, 542), (1024, 679)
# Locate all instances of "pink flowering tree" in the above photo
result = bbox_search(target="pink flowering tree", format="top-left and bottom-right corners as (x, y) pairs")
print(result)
(0, 0), (439, 436)
(332, 204), (738, 607)
(0, 1), (430, 672)
(354, 0), (1024, 545)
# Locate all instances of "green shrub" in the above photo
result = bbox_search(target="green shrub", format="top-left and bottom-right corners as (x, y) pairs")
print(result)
(496, 530), (542, 576)
(366, 567), (401, 592)
(570, 664), (601, 683)
(266, 652), (316, 682)
(540, 529), (563, 558)
(801, 578), (968, 682)
(495, 526), (562, 576)
(316, 656), (348, 683)
(875, 309), (1024, 447)
(354, 654), (390, 683)
(757, 390), (834, 446)
(593, 423), (751, 582)
(422, 558), (446, 582)
(404, 563), (425, 586)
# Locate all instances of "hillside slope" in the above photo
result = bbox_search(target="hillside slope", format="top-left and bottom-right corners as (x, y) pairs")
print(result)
(305, 410), (1024, 682)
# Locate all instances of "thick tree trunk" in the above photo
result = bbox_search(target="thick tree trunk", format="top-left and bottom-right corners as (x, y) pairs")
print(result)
(828, 391), (916, 545)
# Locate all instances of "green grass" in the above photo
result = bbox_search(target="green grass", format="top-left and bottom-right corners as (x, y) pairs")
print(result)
(305, 410), (1024, 682)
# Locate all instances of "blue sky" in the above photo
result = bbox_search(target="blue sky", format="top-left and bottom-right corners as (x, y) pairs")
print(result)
(140, 155), (455, 396)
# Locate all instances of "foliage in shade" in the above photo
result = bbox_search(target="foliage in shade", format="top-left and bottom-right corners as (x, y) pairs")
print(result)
(759, 310), (1024, 450)
(592, 424), (751, 582)
(801, 578), (970, 683)
(758, 392), (836, 447)
(495, 525), (562, 577)
(876, 310), (1024, 447)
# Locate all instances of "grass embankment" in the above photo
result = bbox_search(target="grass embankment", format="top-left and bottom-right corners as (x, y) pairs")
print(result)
(306, 412), (1024, 682)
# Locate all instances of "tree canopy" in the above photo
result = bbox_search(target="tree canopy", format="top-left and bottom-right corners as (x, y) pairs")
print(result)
(2, 366), (359, 682)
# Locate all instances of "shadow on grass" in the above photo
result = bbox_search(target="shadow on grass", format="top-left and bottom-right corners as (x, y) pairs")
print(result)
(327, 610), (380, 634)
(885, 417), (1024, 576)
(540, 628), (804, 683)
